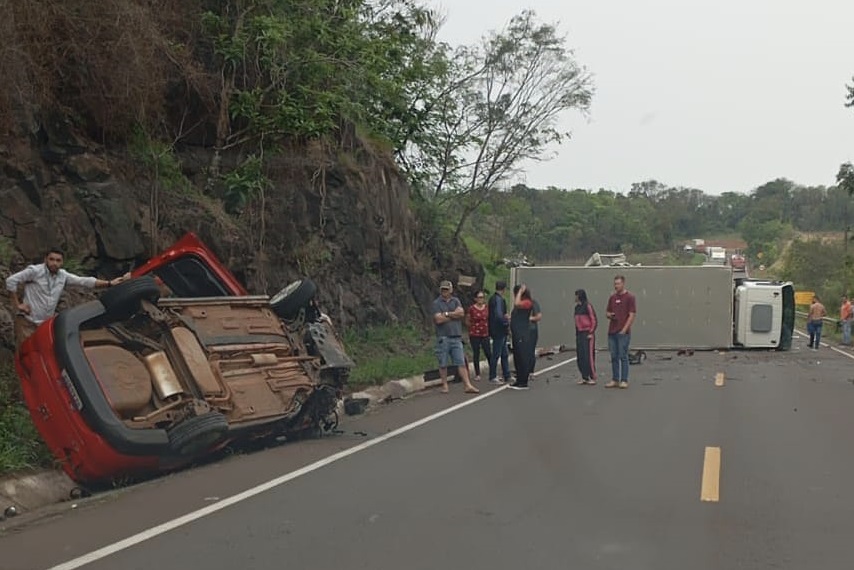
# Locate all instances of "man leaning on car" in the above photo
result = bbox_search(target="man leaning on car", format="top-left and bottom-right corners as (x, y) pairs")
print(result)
(6, 247), (129, 347)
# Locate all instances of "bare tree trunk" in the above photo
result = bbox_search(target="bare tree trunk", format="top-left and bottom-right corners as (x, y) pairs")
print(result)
(205, 10), (246, 193)
(150, 161), (160, 253)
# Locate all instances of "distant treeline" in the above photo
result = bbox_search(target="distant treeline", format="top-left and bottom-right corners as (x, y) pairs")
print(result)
(468, 178), (850, 266)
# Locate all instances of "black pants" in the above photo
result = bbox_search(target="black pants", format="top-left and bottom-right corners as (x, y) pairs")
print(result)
(470, 336), (492, 377)
(576, 331), (596, 380)
(511, 334), (533, 386)
(528, 329), (538, 374)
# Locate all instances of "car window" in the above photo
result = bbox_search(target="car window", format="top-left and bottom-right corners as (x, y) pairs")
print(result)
(152, 256), (231, 298)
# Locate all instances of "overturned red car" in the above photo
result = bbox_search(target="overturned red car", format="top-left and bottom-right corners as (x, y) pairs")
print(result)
(15, 234), (353, 485)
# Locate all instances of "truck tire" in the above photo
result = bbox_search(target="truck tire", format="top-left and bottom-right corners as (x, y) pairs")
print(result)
(167, 412), (229, 457)
(98, 276), (161, 321)
(269, 279), (317, 319)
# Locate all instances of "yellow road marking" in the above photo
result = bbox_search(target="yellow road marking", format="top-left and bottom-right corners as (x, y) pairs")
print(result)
(715, 372), (725, 387)
(700, 446), (721, 502)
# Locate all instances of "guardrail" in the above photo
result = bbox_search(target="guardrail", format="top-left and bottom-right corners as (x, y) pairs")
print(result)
(795, 310), (840, 326)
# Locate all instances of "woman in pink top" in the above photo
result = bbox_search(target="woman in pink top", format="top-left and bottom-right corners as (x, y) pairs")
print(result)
(466, 290), (492, 381)
(574, 288), (598, 385)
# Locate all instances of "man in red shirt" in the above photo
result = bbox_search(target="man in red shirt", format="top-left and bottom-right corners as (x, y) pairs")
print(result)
(604, 275), (636, 389)
(840, 295), (852, 346)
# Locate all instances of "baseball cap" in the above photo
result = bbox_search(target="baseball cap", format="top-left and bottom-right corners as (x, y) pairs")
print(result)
(439, 280), (453, 290)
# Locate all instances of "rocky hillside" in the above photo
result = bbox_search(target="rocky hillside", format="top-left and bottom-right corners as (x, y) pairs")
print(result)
(0, 116), (481, 357)
(0, 1), (489, 359)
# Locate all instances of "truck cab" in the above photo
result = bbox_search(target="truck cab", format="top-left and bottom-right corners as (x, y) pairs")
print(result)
(733, 279), (795, 349)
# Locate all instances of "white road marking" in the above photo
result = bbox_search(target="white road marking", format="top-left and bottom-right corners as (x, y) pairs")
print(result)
(793, 329), (854, 361)
(47, 356), (577, 570)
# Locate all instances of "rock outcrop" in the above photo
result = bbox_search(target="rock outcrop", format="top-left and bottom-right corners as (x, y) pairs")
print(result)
(0, 115), (482, 353)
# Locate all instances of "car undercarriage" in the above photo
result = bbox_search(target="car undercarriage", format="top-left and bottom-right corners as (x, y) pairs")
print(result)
(65, 277), (350, 458)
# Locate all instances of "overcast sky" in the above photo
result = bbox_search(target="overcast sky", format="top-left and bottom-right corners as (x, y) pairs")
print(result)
(429, 0), (854, 195)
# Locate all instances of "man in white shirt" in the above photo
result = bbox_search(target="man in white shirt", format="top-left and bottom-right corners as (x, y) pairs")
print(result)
(6, 248), (128, 346)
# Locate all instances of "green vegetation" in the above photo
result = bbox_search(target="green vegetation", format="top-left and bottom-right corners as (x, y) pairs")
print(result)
(343, 324), (435, 388)
(0, 362), (52, 472)
(779, 237), (851, 302)
(463, 235), (509, 292)
(0, 236), (16, 266)
(4, 1), (594, 248)
(128, 127), (191, 195)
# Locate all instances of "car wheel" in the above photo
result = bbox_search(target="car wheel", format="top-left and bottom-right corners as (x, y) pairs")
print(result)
(167, 412), (229, 457)
(269, 279), (317, 319)
(98, 276), (161, 321)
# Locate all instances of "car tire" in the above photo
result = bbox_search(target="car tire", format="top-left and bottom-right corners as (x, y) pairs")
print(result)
(98, 276), (161, 321)
(269, 279), (317, 319)
(167, 412), (229, 457)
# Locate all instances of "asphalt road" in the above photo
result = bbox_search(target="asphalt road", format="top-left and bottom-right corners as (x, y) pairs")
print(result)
(3, 333), (854, 570)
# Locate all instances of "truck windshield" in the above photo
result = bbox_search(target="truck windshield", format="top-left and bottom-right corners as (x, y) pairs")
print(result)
(779, 284), (795, 350)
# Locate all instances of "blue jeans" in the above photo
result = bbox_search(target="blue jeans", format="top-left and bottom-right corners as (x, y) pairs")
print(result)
(843, 320), (852, 345)
(807, 321), (823, 349)
(489, 333), (511, 380)
(608, 333), (631, 382)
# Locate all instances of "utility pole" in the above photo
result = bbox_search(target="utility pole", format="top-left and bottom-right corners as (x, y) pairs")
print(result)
(846, 194), (851, 296)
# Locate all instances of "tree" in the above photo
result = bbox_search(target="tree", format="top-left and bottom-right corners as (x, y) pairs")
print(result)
(846, 77), (854, 108)
(838, 162), (854, 195)
(407, 10), (593, 240)
(628, 180), (667, 202)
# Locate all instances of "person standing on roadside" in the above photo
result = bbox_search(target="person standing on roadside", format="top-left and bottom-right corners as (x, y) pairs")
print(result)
(807, 295), (827, 350)
(487, 281), (512, 384)
(432, 280), (480, 395)
(605, 275), (636, 389)
(574, 289), (598, 385)
(840, 294), (852, 346)
(6, 248), (129, 347)
(528, 296), (543, 375)
(508, 284), (535, 390)
(465, 290), (492, 382)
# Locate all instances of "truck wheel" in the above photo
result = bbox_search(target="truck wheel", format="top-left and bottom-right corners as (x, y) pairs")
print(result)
(167, 412), (229, 457)
(270, 279), (317, 319)
(98, 276), (161, 321)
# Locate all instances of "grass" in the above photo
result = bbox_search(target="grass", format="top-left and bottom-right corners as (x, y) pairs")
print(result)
(343, 324), (437, 389)
(0, 360), (53, 474)
(341, 234), (510, 390)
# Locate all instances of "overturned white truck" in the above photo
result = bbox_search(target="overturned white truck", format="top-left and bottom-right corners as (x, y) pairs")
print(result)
(510, 265), (795, 351)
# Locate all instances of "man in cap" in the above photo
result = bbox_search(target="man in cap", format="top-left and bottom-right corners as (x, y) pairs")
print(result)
(432, 280), (480, 394)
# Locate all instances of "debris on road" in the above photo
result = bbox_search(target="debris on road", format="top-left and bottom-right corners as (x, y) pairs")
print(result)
(629, 350), (647, 365)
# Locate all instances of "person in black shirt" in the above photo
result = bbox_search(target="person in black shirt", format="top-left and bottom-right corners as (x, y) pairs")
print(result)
(528, 297), (542, 374)
(509, 284), (535, 390)
(487, 281), (512, 384)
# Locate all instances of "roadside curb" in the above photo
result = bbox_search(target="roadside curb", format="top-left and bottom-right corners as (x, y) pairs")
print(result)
(345, 344), (569, 412)
(347, 366), (477, 411)
(0, 469), (78, 522)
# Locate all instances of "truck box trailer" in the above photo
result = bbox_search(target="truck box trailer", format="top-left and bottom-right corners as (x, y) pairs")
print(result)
(510, 265), (794, 351)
